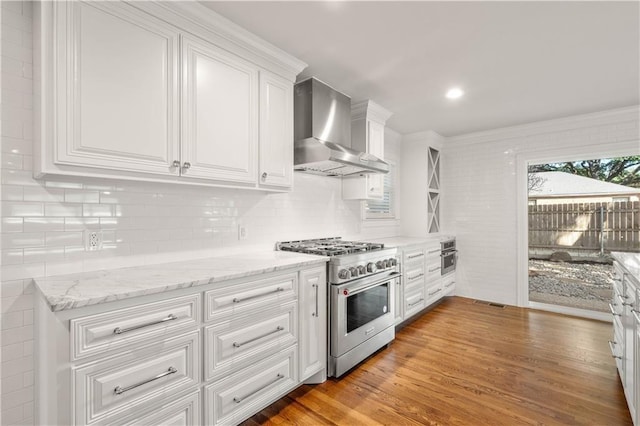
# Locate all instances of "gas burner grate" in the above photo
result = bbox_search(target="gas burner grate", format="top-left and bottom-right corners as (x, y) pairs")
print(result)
(277, 237), (384, 257)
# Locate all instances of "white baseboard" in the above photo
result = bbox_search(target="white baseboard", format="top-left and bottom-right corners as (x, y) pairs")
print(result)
(528, 301), (612, 322)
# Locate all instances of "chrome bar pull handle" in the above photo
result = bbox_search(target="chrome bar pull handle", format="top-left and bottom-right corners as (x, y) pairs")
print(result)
(407, 253), (424, 260)
(428, 267), (441, 273)
(113, 314), (177, 335)
(609, 303), (621, 316)
(233, 287), (284, 304)
(408, 273), (424, 281)
(114, 367), (177, 395)
(233, 374), (284, 403)
(233, 326), (284, 348)
(312, 283), (319, 317)
(608, 341), (621, 359)
(408, 298), (424, 308)
(445, 281), (455, 288)
(428, 288), (443, 297)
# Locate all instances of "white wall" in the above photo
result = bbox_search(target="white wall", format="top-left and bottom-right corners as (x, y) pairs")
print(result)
(0, 3), (401, 423)
(441, 106), (640, 306)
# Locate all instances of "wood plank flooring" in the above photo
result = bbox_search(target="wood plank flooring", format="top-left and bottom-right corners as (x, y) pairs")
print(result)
(242, 296), (631, 426)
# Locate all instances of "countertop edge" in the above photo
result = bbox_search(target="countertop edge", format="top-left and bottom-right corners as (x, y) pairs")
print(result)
(35, 254), (328, 312)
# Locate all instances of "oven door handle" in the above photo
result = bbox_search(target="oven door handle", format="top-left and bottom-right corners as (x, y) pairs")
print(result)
(336, 271), (401, 295)
(440, 250), (458, 257)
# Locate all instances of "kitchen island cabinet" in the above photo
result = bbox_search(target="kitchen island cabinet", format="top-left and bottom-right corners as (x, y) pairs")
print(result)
(611, 252), (640, 426)
(34, 1), (305, 191)
(35, 252), (327, 426)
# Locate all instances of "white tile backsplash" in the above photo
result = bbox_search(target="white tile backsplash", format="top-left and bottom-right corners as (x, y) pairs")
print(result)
(0, 5), (400, 422)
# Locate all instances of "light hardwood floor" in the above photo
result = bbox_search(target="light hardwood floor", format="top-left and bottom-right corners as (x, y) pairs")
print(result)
(243, 296), (631, 425)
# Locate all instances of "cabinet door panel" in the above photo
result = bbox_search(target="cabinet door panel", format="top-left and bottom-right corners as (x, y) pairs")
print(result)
(182, 35), (258, 183)
(259, 71), (293, 188)
(56, 2), (179, 174)
(299, 267), (327, 381)
(366, 120), (385, 198)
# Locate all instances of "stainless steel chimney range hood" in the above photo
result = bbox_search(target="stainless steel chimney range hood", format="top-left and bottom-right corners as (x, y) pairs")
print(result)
(293, 78), (389, 177)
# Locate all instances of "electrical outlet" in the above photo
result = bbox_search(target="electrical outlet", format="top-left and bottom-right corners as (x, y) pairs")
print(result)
(85, 230), (102, 251)
(238, 225), (248, 241)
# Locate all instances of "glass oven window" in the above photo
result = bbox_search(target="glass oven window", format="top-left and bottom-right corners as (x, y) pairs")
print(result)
(346, 282), (389, 333)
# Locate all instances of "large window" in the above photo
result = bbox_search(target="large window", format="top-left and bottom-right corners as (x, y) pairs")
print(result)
(365, 162), (396, 219)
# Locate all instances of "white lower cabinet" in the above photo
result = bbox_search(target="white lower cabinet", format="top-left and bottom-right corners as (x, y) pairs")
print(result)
(36, 265), (327, 425)
(122, 391), (201, 426)
(611, 256), (640, 426)
(74, 331), (200, 425)
(204, 302), (297, 381)
(396, 240), (454, 325)
(205, 347), (298, 425)
(299, 267), (327, 382)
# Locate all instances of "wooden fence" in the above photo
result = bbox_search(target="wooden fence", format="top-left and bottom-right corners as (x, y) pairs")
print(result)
(529, 201), (640, 252)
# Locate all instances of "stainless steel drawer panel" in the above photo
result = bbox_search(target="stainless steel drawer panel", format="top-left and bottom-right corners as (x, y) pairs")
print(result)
(205, 272), (297, 322)
(71, 294), (199, 360)
(74, 331), (199, 425)
(204, 303), (297, 381)
(205, 347), (297, 426)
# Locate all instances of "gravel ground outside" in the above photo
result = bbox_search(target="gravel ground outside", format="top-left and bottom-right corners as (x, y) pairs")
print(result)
(528, 259), (613, 312)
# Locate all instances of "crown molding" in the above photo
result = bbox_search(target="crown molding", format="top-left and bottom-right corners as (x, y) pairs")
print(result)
(351, 100), (393, 124)
(133, 1), (307, 81)
(446, 105), (640, 146)
(401, 129), (445, 145)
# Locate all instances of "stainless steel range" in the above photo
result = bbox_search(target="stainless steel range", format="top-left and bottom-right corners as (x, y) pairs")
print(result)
(277, 238), (400, 377)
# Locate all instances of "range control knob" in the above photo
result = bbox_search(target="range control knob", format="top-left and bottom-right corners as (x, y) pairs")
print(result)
(376, 260), (384, 269)
(389, 258), (397, 267)
(349, 267), (359, 278)
(366, 262), (376, 273)
(338, 269), (350, 280)
(357, 265), (366, 275)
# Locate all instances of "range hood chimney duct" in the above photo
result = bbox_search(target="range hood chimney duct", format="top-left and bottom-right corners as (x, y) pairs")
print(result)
(293, 78), (389, 177)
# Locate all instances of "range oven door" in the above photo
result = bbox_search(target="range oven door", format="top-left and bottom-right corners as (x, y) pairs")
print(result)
(330, 272), (399, 358)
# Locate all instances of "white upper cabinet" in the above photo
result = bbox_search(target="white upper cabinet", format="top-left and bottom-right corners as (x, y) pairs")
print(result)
(35, 1), (306, 191)
(181, 35), (258, 183)
(342, 101), (393, 200)
(259, 71), (294, 188)
(51, 1), (180, 176)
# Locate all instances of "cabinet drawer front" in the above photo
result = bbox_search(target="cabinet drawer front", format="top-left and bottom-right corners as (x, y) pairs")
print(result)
(443, 273), (456, 294)
(205, 303), (297, 381)
(122, 391), (200, 426)
(205, 347), (297, 426)
(404, 287), (425, 319)
(403, 248), (426, 264)
(426, 260), (442, 280)
(426, 280), (443, 301)
(71, 294), (199, 360)
(74, 331), (199, 425)
(404, 266), (425, 284)
(205, 273), (297, 321)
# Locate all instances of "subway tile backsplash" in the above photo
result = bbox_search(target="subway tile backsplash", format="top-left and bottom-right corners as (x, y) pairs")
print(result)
(0, 3), (400, 422)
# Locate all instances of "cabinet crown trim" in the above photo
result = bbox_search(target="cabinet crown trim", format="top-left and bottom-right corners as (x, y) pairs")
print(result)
(351, 100), (393, 124)
(137, 1), (307, 79)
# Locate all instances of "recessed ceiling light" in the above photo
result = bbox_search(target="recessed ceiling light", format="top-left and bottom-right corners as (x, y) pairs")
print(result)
(446, 87), (464, 99)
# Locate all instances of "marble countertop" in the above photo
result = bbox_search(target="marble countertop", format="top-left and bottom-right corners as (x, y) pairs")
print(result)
(612, 252), (640, 283)
(35, 251), (328, 312)
(371, 235), (455, 248)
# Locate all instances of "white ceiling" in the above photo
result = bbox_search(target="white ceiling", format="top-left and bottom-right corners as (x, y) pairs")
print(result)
(201, 1), (639, 137)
